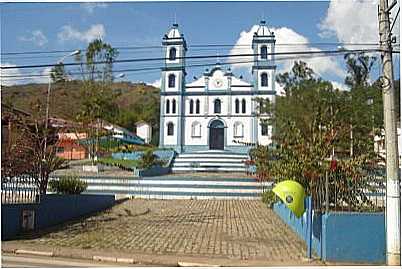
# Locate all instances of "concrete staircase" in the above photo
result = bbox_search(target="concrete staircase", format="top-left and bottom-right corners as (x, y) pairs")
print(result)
(172, 151), (249, 173)
(79, 174), (271, 200)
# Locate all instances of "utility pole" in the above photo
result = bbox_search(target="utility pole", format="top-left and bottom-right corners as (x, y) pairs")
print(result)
(378, 0), (401, 265)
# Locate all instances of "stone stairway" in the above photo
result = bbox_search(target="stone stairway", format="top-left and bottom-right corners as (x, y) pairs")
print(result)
(80, 174), (271, 200)
(172, 151), (249, 173)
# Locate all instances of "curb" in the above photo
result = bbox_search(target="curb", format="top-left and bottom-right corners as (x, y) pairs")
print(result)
(178, 261), (221, 267)
(15, 249), (54, 257)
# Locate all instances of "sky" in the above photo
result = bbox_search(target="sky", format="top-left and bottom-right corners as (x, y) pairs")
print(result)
(1, 0), (400, 92)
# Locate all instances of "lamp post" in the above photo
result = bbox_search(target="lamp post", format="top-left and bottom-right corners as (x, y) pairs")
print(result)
(44, 49), (80, 155)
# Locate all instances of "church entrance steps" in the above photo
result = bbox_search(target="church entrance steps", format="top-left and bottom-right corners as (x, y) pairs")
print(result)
(76, 174), (271, 200)
(173, 162), (245, 167)
(172, 167), (247, 172)
(171, 151), (249, 173)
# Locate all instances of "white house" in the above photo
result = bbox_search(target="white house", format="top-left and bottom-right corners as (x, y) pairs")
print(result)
(136, 121), (152, 144)
(159, 21), (276, 156)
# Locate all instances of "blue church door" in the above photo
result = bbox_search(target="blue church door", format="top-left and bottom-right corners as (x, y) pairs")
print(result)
(209, 120), (224, 150)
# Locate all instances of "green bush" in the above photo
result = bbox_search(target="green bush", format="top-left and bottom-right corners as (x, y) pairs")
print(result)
(49, 175), (88, 194)
(262, 189), (278, 208)
(137, 150), (165, 169)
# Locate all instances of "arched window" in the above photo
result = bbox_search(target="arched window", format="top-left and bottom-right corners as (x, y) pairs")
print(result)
(189, 99), (194, 114)
(234, 122), (244, 138)
(196, 99), (200, 114)
(241, 99), (246, 113)
(191, 122), (202, 137)
(235, 99), (240, 114)
(172, 99), (176, 114)
(260, 45), (268, 59)
(168, 74), (176, 88)
(261, 73), (268, 87)
(169, 47), (177, 60)
(167, 122), (174, 136)
(214, 99), (221, 114)
(166, 99), (170, 114)
(261, 123), (268, 136)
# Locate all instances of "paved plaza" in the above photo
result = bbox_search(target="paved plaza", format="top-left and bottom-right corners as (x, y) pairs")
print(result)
(13, 199), (308, 263)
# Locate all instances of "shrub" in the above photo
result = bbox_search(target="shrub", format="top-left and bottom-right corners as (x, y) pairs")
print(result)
(49, 174), (88, 194)
(137, 150), (165, 169)
(262, 189), (278, 208)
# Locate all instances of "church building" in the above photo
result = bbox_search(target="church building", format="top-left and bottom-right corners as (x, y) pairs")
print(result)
(159, 20), (276, 156)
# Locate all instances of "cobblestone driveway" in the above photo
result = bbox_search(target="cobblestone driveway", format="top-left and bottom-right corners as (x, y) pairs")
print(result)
(21, 199), (306, 262)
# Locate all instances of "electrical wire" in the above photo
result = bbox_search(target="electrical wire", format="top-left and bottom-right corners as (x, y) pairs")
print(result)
(0, 48), (382, 70)
(1, 42), (388, 56)
(1, 51), (382, 80)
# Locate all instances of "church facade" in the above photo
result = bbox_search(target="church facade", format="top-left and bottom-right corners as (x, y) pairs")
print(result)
(159, 21), (276, 154)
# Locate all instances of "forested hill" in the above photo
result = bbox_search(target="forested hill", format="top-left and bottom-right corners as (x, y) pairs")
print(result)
(1, 81), (160, 134)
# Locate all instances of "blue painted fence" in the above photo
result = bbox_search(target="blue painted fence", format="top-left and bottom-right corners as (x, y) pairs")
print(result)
(273, 199), (385, 264)
(1, 194), (115, 240)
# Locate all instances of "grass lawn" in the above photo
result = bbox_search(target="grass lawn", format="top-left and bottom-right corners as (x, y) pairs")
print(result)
(97, 157), (139, 171)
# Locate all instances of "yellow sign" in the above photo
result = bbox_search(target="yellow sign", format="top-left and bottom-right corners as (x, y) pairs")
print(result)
(272, 180), (306, 218)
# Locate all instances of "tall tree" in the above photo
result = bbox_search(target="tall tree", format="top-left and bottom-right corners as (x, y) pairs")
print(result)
(74, 39), (119, 163)
(50, 63), (67, 83)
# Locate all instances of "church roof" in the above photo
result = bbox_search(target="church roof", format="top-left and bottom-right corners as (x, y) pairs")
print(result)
(254, 20), (273, 37)
(165, 23), (182, 39)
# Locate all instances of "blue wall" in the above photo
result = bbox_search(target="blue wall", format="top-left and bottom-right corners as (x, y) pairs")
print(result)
(273, 201), (385, 264)
(1, 194), (115, 240)
(273, 200), (323, 257)
(322, 212), (385, 263)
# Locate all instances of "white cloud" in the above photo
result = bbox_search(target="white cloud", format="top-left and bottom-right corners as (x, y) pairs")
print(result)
(319, 0), (399, 46)
(1, 63), (23, 86)
(58, 24), (105, 43)
(19, 30), (48, 47)
(229, 25), (346, 79)
(149, 79), (161, 88)
(81, 3), (108, 14)
(31, 67), (52, 84)
(331, 80), (349, 92)
(1, 64), (52, 86)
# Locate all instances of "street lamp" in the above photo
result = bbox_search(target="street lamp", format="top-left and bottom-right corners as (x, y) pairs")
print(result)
(44, 49), (81, 155)
(115, 73), (125, 79)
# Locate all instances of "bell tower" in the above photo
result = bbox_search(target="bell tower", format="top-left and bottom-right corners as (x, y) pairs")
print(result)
(252, 20), (276, 93)
(159, 24), (187, 152)
(251, 20), (276, 146)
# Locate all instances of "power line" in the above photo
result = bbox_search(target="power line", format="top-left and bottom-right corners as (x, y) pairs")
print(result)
(1, 52), (384, 80)
(0, 42), (387, 56)
(0, 48), (382, 70)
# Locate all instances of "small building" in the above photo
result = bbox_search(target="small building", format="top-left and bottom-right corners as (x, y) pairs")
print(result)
(56, 133), (87, 160)
(136, 121), (152, 144)
(103, 122), (145, 145)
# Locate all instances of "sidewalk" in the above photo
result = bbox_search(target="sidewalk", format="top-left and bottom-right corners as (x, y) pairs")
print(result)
(2, 241), (323, 267)
(2, 199), (324, 267)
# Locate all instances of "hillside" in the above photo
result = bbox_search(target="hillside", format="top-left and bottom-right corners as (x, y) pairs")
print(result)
(1, 81), (161, 143)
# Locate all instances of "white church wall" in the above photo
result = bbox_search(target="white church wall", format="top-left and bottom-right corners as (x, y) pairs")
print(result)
(164, 71), (182, 92)
(208, 69), (228, 90)
(226, 117), (253, 146)
(163, 116), (179, 145)
(256, 69), (274, 91)
(257, 117), (272, 146)
(165, 45), (181, 64)
(256, 43), (274, 60)
(184, 117), (209, 145)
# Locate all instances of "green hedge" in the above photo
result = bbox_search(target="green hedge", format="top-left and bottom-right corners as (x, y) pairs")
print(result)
(49, 175), (88, 194)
